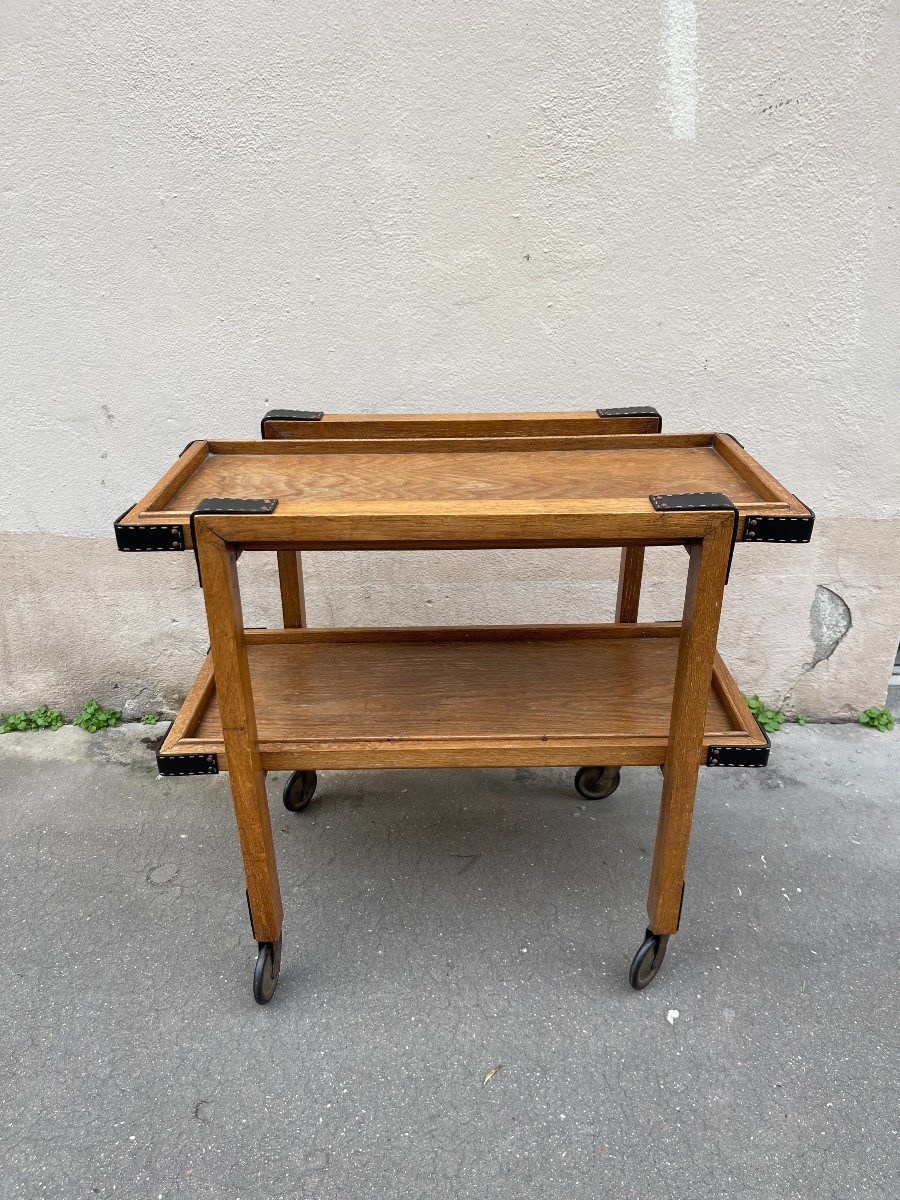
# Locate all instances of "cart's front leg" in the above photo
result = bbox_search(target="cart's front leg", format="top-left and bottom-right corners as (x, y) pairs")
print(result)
(197, 524), (285, 1003)
(276, 549), (307, 628)
(632, 518), (732, 989)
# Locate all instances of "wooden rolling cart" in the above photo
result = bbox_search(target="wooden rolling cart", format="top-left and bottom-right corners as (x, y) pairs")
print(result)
(115, 410), (813, 1003)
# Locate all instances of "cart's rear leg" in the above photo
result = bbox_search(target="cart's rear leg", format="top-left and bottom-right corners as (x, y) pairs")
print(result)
(276, 549), (307, 628)
(581, 547), (644, 806)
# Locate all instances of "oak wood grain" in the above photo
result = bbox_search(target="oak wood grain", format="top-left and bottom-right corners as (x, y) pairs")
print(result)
(158, 622), (766, 770)
(122, 428), (811, 548)
(165, 444), (763, 512)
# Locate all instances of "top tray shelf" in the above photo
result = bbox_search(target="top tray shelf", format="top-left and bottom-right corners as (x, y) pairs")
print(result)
(115, 412), (813, 552)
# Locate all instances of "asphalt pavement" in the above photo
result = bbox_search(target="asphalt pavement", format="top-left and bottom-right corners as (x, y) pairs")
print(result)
(0, 722), (897, 1199)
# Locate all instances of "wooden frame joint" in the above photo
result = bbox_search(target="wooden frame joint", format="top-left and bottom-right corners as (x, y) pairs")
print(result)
(190, 498), (278, 583)
(649, 492), (739, 581)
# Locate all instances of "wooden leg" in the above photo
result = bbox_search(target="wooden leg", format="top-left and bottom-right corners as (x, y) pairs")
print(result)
(197, 529), (283, 942)
(277, 550), (307, 628)
(647, 521), (732, 934)
(616, 546), (645, 622)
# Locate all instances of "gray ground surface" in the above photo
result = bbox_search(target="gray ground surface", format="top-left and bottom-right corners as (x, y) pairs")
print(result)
(0, 723), (897, 1200)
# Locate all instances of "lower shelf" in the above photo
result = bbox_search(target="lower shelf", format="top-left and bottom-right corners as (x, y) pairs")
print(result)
(159, 623), (768, 773)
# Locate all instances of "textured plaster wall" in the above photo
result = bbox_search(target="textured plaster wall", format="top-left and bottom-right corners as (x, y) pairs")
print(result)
(1, 1), (898, 717)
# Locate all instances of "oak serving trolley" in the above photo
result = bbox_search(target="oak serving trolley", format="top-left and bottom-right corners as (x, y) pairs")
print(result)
(114, 409), (813, 1003)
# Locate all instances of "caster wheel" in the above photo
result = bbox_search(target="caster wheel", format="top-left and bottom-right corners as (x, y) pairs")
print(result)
(628, 927), (669, 990)
(574, 765), (621, 800)
(253, 938), (282, 1005)
(283, 769), (317, 812)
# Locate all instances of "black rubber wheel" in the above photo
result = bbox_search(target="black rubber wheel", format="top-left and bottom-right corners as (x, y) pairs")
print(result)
(628, 927), (669, 990)
(253, 938), (282, 1005)
(282, 769), (317, 812)
(574, 765), (621, 800)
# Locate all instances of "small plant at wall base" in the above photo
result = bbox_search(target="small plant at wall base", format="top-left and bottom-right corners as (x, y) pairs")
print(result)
(0, 702), (161, 733)
(73, 700), (121, 733)
(0, 705), (65, 733)
(859, 705), (894, 733)
(742, 694), (785, 734)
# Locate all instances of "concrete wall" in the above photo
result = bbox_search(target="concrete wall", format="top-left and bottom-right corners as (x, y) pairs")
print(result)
(2, 1), (898, 719)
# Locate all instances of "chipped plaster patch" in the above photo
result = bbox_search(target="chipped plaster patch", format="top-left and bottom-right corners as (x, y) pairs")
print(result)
(805, 585), (852, 670)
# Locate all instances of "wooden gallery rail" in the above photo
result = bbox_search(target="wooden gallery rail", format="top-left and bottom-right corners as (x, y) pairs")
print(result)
(114, 409), (813, 1003)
